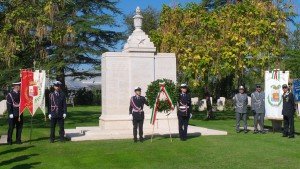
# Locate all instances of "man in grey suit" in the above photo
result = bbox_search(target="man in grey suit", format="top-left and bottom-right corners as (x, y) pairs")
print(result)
(233, 86), (248, 133)
(251, 84), (266, 134)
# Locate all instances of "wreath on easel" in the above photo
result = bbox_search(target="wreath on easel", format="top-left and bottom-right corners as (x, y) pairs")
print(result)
(146, 79), (178, 124)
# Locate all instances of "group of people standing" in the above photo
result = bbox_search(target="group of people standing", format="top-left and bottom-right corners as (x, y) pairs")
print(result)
(130, 83), (296, 142)
(6, 81), (67, 145)
(129, 84), (192, 142)
(233, 84), (295, 138)
(7, 81), (296, 144)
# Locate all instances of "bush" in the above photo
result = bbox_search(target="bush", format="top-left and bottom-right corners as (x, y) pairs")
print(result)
(73, 88), (101, 105)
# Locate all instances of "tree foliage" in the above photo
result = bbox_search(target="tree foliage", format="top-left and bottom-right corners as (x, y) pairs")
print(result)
(151, 0), (289, 90)
(283, 29), (300, 79)
(0, 0), (122, 87)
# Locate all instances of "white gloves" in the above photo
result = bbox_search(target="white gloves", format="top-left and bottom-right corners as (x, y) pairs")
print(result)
(48, 114), (51, 120)
(9, 114), (13, 119)
(63, 114), (66, 119)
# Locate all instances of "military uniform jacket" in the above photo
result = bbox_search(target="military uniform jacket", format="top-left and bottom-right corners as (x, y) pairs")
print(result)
(251, 91), (265, 114)
(48, 91), (67, 118)
(233, 93), (248, 114)
(6, 90), (21, 117)
(177, 93), (192, 117)
(282, 92), (295, 117)
(129, 96), (148, 120)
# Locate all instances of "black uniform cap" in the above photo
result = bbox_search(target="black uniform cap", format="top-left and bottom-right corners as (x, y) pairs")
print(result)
(282, 84), (288, 89)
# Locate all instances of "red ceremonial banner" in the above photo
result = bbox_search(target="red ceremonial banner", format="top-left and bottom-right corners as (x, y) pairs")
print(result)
(19, 70), (34, 115)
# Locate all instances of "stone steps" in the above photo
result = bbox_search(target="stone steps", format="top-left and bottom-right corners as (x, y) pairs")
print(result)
(65, 125), (228, 142)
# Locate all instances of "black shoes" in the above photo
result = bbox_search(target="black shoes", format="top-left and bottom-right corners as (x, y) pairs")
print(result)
(260, 131), (266, 134)
(288, 135), (295, 139)
(139, 137), (144, 143)
(253, 130), (259, 134)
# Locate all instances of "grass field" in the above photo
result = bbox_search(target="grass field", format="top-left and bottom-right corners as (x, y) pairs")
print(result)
(0, 106), (299, 169)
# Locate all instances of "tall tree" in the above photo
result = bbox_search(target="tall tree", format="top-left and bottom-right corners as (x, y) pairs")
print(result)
(283, 28), (300, 79)
(151, 0), (289, 97)
(0, 0), (123, 87)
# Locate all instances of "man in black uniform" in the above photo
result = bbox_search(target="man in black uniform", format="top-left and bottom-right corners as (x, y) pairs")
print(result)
(6, 82), (22, 145)
(282, 84), (296, 138)
(48, 81), (67, 143)
(129, 87), (148, 143)
(178, 84), (192, 141)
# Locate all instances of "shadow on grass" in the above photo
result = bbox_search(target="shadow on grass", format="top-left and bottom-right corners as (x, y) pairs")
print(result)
(192, 110), (236, 120)
(23, 137), (49, 144)
(0, 154), (39, 167)
(11, 162), (41, 169)
(0, 145), (34, 156)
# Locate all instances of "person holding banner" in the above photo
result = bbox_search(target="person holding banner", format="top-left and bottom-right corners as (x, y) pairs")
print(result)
(177, 84), (192, 141)
(251, 84), (266, 134)
(282, 84), (296, 138)
(6, 82), (23, 145)
(129, 87), (149, 143)
(233, 86), (248, 133)
(48, 81), (67, 143)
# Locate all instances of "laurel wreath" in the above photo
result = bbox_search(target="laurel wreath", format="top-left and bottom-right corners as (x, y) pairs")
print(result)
(146, 79), (178, 112)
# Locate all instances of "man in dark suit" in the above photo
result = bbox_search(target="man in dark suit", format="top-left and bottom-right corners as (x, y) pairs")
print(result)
(48, 81), (67, 143)
(6, 82), (22, 145)
(177, 84), (192, 141)
(129, 87), (148, 143)
(282, 84), (296, 138)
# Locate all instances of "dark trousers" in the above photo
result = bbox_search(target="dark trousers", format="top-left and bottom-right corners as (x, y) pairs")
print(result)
(283, 115), (294, 137)
(7, 116), (23, 143)
(133, 119), (144, 140)
(236, 113), (247, 131)
(254, 113), (265, 131)
(50, 118), (65, 141)
(178, 115), (189, 139)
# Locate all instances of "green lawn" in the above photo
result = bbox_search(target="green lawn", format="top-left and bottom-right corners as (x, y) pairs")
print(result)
(0, 106), (299, 169)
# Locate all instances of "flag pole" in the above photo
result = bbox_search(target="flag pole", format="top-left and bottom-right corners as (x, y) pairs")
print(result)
(29, 114), (33, 144)
(18, 69), (22, 122)
(30, 60), (36, 144)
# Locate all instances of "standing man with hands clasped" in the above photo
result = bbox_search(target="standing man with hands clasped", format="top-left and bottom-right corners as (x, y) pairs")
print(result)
(233, 86), (248, 133)
(129, 87), (148, 143)
(7, 82), (23, 145)
(251, 84), (266, 134)
(48, 81), (67, 143)
(177, 84), (192, 141)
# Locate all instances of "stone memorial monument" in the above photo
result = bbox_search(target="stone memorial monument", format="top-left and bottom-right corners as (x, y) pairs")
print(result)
(65, 7), (227, 141)
(100, 6), (177, 130)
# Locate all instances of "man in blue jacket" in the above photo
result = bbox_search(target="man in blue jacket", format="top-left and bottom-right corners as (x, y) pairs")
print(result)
(48, 81), (67, 143)
(6, 82), (22, 145)
(282, 84), (296, 138)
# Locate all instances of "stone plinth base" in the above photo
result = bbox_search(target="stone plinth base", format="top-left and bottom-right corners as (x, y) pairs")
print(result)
(65, 125), (228, 142)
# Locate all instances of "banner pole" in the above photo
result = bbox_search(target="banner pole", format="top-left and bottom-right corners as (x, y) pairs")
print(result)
(29, 115), (33, 144)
